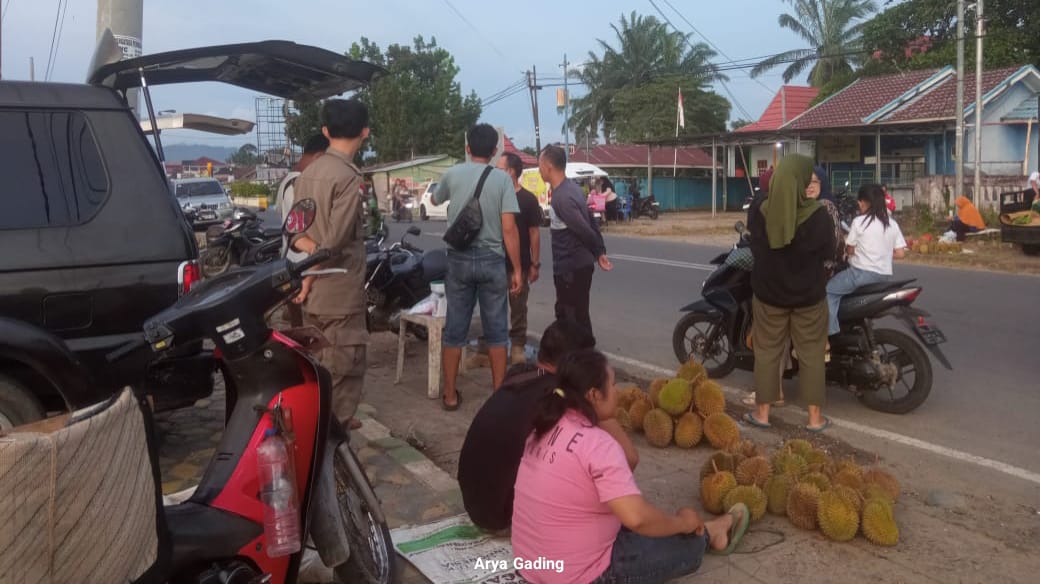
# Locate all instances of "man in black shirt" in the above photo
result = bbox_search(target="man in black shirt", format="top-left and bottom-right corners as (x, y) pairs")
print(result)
(497, 152), (545, 365)
(457, 320), (638, 533)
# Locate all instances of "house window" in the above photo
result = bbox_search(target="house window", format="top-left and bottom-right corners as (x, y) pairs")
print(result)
(756, 160), (768, 174)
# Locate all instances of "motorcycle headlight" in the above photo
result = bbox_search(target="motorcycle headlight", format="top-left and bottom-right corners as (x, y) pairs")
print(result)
(405, 203), (414, 209)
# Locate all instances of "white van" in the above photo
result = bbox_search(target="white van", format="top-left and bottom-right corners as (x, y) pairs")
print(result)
(520, 162), (608, 223)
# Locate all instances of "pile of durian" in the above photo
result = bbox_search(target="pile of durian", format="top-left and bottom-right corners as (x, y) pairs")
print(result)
(616, 360), (742, 450)
(700, 438), (901, 546)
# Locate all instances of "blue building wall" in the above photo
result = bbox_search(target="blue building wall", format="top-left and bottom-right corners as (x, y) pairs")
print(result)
(617, 177), (751, 211)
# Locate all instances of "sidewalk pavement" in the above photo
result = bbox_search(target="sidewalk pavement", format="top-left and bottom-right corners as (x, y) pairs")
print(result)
(156, 332), (1040, 584)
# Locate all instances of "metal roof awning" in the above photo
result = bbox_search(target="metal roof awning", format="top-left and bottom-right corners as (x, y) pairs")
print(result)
(139, 113), (255, 136)
(640, 123), (952, 149)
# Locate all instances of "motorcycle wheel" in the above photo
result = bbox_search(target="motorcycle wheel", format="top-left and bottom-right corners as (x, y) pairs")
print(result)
(672, 312), (735, 378)
(649, 207), (659, 220)
(200, 247), (232, 277)
(857, 328), (933, 414)
(419, 205), (428, 221)
(333, 446), (399, 584)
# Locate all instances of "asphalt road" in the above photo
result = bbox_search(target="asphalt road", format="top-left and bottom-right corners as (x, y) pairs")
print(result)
(381, 218), (1040, 477)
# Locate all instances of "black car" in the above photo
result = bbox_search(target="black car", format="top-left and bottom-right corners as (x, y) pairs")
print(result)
(0, 35), (382, 428)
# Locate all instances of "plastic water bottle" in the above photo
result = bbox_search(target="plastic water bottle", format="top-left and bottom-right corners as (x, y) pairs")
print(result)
(257, 429), (301, 557)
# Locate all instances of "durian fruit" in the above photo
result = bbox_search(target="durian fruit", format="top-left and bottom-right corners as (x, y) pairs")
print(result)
(765, 473), (796, 516)
(658, 378), (694, 416)
(676, 359), (707, 385)
(862, 468), (901, 501)
(700, 451), (739, 481)
(831, 459), (863, 480)
(649, 378), (668, 407)
(701, 468), (737, 514)
(643, 408), (674, 448)
(772, 449), (808, 478)
(616, 408), (633, 431)
(786, 483), (822, 530)
(817, 490), (860, 542)
(736, 456), (772, 488)
(833, 468), (865, 491)
(693, 380), (726, 417)
(703, 413), (741, 449)
(722, 485), (768, 522)
(861, 484), (895, 506)
(803, 449), (831, 467)
(673, 412), (703, 449)
(617, 386), (643, 411)
(831, 484), (864, 514)
(628, 398), (653, 432)
(861, 498), (899, 546)
(727, 439), (764, 460)
(783, 439), (814, 458)
(801, 472), (832, 492)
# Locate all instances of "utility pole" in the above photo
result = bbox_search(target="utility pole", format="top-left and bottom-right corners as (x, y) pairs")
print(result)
(955, 0), (966, 200)
(974, 0), (985, 204)
(561, 53), (570, 163)
(97, 0), (144, 115)
(527, 66), (542, 154)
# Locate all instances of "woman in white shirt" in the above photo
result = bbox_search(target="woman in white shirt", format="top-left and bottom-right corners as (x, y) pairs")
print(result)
(602, 178), (620, 222)
(825, 184), (907, 337)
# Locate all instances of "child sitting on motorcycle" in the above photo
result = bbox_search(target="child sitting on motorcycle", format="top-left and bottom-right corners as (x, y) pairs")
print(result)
(825, 184), (908, 337)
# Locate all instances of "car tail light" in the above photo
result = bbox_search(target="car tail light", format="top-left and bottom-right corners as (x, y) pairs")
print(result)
(178, 260), (201, 295)
(883, 287), (922, 304)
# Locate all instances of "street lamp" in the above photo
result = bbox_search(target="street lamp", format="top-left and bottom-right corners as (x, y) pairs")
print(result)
(774, 142), (783, 167)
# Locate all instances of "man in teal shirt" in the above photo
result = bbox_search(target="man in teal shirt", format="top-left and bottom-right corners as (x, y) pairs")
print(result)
(433, 124), (522, 409)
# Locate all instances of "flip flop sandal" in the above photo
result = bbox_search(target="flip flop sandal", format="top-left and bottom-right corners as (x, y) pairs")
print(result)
(442, 390), (462, 412)
(804, 417), (832, 433)
(710, 502), (750, 556)
(742, 412), (771, 429)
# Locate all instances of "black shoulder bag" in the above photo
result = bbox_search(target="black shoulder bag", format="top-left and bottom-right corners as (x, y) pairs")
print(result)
(442, 166), (493, 251)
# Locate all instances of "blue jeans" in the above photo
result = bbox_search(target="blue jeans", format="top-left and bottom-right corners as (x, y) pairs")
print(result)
(592, 527), (710, 584)
(444, 248), (509, 348)
(826, 266), (889, 335)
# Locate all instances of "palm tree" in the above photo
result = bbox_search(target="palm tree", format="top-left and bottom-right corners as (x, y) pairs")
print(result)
(567, 11), (721, 142)
(751, 0), (877, 86)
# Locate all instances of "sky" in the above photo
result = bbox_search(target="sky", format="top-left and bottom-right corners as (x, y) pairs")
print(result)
(0, 0), (806, 151)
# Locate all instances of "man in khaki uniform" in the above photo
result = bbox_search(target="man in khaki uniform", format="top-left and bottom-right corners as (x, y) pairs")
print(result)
(291, 99), (370, 431)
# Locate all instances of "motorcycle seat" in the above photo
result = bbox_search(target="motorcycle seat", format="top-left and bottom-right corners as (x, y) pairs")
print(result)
(848, 279), (916, 296)
(261, 226), (283, 239)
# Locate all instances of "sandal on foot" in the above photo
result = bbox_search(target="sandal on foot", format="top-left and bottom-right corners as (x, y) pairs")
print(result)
(710, 503), (750, 556)
(742, 412), (771, 429)
(805, 417), (832, 433)
(742, 392), (786, 407)
(442, 390), (462, 412)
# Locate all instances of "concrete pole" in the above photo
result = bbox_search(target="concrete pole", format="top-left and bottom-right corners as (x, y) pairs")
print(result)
(974, 0), (984, 205)
(876, 130), (882, 183)
(954, 0), (966, 199)
(97, 0), (144, 115)
(561, 54), (570, 163)
(711, 137), (718, 217)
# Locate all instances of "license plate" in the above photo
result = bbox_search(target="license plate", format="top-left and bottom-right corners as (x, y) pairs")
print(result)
(198, 211), (217, 220)
(915, 322), (947, 345)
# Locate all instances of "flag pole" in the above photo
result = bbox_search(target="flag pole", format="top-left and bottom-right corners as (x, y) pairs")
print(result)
(673, 88), (680, 178)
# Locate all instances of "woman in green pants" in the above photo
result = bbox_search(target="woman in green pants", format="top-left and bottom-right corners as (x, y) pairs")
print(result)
(744, 154), (836, 432)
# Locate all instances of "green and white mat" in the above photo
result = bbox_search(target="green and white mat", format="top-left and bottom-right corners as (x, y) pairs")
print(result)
(391, 515), (529, 584)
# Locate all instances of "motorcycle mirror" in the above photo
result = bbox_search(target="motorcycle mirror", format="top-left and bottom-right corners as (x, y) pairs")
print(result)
(734, 221), (746, 234)
(284, 199), (317, 235)
(407, 226), (421, 237)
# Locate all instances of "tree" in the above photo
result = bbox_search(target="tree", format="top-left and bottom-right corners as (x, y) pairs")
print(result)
(751, 0), (878, 86)
(228, 143), (261, 166)
(285, 101), (322, 150)
(568, 11), (728, 143)
(611, 76), (730, 142)
(521, 146), (537, 157)
(730, 118), (754, 131)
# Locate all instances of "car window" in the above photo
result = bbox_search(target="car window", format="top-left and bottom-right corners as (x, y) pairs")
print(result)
(0, 110), (110, 229)
(175, 181), (225, 198)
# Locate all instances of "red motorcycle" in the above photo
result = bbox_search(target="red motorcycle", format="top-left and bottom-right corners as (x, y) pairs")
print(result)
(3, 199), (397, 584)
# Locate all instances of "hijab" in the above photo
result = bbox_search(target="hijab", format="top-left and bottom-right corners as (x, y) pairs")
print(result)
(814, 165), (834, 203)
(955, 196), (986, 230)
(761, 154), (819, 249)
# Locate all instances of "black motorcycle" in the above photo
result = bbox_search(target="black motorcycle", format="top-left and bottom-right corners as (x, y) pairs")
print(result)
(365, 226), (447, 340)
(392, 194), (415, 223)
(631, 193), (660, 220)
(199, 209), (282, 277)
(672, 222), (951, 414)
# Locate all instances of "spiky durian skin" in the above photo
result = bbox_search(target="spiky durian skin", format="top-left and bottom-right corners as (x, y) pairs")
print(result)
(801, 471), (832, 492)
(803, 449), (831, 467)
(700, 451), (739, 481)
(703, 413), (741, 449)
(765, 473), (796, 516)
(677, 359), (707, 384)
(674, 412), (703, 448)
(723, 485), (767, 521)
(772, 450), (808, 478)
(727, 439), (764, 459)
(861, 484), (895, 506)
(628, 399), (652, 432)
(643, 408), (674, 448)
(693, 380), (726, 417)
(617, 387), (642, 411)
(831, 484), (864, 514)
(787, 483), (821, 530)
(833, 468), (865, 491)
(861, 498), (899, 546)
(701, 471), (737, 515)
(615, 408), (632, 431)
(862, 469), (901, 501)
(649, 378), (668, 407)
(658, 378), (694, 416)
(736, 456), (773, 488)
(818, 490), (860, 542)
(784, 439), (814, 458)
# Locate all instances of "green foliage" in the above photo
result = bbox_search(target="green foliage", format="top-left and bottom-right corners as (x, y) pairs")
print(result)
(612, 76), (730, 143)
(521, 146), (537, 157)
(229, 182), (272, 197)
(730, 118), (755, 131)
(228, 143), (261, 166)
(286, 101), (323, 152)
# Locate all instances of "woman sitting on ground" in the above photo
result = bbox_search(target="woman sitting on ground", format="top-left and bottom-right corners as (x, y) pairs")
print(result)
(511, 350), (748, 584)
(825, 184), (908, 339)
(949, 195), (987, 241)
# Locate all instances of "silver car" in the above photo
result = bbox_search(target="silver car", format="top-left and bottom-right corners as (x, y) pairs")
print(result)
(173, 178), (234, 227)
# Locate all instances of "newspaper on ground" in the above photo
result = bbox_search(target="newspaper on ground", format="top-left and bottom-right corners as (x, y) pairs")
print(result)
(391, 515), (529, 584)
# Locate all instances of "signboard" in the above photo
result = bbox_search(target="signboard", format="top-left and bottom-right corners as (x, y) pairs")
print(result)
(817, 135), (861, 164)
(113, 34), (142, 60)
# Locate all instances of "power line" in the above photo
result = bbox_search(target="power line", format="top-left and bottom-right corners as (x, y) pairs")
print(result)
(439, 0), (509, 61)
(3, 0), (13, 20)
(46, 0), (68, 81)
(43, 0), (63, 82)
(480, 78), (526, 103)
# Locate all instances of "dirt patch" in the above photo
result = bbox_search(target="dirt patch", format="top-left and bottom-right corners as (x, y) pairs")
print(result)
(602, 212), (744, 248)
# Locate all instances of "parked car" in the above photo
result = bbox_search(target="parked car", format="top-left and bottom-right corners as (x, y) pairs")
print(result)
(417, 181), (446, 220)
(0, 34), (383, 429)
(173, 177), (234, 229)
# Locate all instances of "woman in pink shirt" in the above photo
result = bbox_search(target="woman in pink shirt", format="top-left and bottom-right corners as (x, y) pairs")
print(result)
(511, 350), (749, 584)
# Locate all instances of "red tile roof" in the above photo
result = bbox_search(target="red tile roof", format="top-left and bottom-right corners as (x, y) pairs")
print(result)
(569, 143), (714, 168)
(881, 66), (1027, 123)
(735, 86), (819, 133)
(503, 135), (539, 166)
(784, 68), (940, 130)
